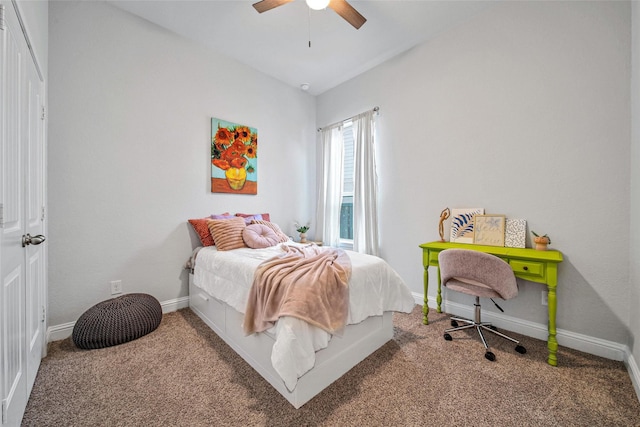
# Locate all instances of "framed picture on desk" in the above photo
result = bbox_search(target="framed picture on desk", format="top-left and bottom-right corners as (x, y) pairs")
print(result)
(473, 214), (505, 246)
(450, 208), (484, 243)
(505, 218), (527, 248)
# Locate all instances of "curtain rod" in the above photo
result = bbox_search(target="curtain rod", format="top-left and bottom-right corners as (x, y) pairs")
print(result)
(317, 106), (379, 132)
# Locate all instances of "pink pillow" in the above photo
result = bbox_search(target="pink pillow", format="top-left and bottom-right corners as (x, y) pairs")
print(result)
(242, 224), (280, 249)
(207, 217), (247, 251)
(250, 220), (290, 243)
(236, 212), (271, 222)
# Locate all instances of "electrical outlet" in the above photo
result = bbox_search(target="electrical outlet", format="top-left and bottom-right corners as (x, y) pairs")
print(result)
(110, 280), (123, 295)
(541, 291), (548, 306)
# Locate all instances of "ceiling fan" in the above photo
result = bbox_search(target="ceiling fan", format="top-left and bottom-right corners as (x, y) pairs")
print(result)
(252, 0), (366, 30)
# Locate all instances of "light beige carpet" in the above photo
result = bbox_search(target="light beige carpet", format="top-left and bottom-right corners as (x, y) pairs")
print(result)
(22, 306), (640, 426)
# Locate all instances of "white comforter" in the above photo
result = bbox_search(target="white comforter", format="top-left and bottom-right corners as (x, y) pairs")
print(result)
(192, 242), (415, 391)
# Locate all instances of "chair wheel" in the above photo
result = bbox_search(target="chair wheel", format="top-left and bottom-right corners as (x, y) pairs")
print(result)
(489, 325), (498, 331)
(515, 345), (527, 354)
(444, 333), (452, 341)
(485, 351), (496, 361)
(450, 320), (458, 327)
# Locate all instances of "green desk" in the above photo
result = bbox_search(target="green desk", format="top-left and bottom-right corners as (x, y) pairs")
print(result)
(419, 241), (563, 366)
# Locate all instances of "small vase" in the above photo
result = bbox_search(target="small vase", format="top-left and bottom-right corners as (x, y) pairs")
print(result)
(534, 237), (550, 251)
(299, 233), (307, 243)
(225, 167), (246, 190)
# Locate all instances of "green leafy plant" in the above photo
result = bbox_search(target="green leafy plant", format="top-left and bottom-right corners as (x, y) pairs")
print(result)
(296, 225), (309, 234)
(531, 231), (551, 244)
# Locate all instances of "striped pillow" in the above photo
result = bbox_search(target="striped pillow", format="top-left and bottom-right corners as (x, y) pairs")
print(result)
(207, 217), (247, 251)
(251, 220), (290, 243)
(188, 212), (231, 246)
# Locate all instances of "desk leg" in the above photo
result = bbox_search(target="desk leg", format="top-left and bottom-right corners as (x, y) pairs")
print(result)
(436, 267), (442, 313)
(423, 267), (429, 324)
(547, 284), (558, 366)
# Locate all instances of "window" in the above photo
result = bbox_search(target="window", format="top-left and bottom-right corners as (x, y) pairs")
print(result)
(317, 108), (377, 254)
(340, 121), (354, 243)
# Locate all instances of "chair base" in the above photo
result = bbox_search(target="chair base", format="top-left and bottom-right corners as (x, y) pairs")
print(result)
(443, 297), (526, 361)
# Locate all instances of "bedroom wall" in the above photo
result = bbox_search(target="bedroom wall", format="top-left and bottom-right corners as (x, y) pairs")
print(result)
(317, 1), (632, 348)
(47, 1), (316, 327)
(630, 1), (640, 390)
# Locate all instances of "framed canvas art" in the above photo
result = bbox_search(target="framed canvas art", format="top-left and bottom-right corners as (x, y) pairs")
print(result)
(449, 208), (484, 243)
(505, 219), (527, 248)
(211, 117), (258, 194)
(473, 214), (506, 247)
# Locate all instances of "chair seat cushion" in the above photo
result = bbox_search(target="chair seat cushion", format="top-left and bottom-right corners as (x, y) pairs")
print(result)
(446, 278), (502, 299)
(72, 293), (162, 349)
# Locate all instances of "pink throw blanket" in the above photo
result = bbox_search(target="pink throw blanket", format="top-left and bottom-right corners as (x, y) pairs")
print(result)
(243, 245), (352, 335)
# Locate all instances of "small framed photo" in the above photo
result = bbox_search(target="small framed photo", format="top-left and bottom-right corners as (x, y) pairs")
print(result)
(473, 215), (506, 247)
(450, 208), (484, 243)
(505, 219), (527, 248)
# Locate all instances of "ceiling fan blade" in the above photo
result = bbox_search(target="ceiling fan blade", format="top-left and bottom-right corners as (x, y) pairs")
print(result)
(252, 0), (294, 14)
(328, 0), (366, 29)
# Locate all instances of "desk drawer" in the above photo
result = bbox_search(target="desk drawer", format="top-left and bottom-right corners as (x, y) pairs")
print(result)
(510, 259), (544, 279)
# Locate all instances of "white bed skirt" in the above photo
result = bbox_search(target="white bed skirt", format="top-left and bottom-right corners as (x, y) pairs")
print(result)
(188, 275), (394, 408)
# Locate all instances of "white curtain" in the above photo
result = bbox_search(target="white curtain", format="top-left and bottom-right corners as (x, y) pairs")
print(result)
(315, 124), (344, 248)
(352, 110), (379, 256)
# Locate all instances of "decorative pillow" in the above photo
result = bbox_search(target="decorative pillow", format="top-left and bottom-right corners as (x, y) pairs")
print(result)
(238, 214), (263, 225)
(236, 212), (271, 222)
(211, 213), (235, 220)
(251, 220), (290, 243)
(188, 218), (215, 246)
(188, 212), (231, 246)
(207, 217), (247, 251)
(242, 224), (280, 249)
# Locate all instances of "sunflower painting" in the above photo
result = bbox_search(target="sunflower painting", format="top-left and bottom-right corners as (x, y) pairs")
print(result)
(211, 117), (258, 194)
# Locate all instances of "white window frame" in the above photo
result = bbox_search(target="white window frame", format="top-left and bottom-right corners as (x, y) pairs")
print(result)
(340, 121), (354, 249)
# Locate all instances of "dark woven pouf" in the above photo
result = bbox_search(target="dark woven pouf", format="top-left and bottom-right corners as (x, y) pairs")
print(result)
(72, 293), (162, 350)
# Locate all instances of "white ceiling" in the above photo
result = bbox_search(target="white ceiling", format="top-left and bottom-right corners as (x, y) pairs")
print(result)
(109, 1), (495, 95)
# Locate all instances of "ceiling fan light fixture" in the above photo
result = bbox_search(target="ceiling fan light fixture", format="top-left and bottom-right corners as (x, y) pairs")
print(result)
(306, 0), (330, 11)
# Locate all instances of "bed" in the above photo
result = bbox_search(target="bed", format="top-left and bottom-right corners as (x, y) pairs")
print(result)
(188, 242), (415, 408)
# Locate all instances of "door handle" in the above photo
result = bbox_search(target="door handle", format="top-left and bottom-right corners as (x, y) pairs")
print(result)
(22, 234), (46, 247)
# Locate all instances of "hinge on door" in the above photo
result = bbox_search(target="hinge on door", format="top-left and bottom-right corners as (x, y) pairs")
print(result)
(41, 106), (46, 121)
(0, 5), (6, 32)
(41, 205), (45, 221)
(2, 399), (7, 424)
(0, 203), (4, 228)
(41, 306), (46, 323)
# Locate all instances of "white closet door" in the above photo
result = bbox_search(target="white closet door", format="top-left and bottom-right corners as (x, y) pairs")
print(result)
(0, 1), (46, 424)
(0, 2), (29, 423)
(24, 32), (45, 395)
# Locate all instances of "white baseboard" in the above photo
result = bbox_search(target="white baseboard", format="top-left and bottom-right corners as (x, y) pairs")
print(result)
(160, 295), (190, 313)
(415, 292), (628, 361)
(626, 351), (640, 404)
(417, 292), (640, 403)
(47, 321), (76, 343)
(46, 295), (190, 343)
(47, 292), (640, 403)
